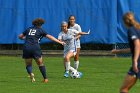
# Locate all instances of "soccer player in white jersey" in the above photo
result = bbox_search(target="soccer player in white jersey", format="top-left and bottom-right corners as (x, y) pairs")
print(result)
(68, 15), (82, 70)
(58, 21), (90, 78)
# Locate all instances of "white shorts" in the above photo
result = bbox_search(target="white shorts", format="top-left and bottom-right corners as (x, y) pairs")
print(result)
(64, 50), (77, 58)
(76, 42), (81, 48)
(76, 39), (81, 48)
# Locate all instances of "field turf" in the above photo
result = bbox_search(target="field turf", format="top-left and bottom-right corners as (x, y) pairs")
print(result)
(0, 56), (139, 93)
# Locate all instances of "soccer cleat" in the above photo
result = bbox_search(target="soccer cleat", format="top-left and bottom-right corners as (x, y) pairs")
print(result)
(30, 73), (35, 82)
(43, 79), (48, 83)
(64, 72), (69, 78)
(77, 72), (83, 78)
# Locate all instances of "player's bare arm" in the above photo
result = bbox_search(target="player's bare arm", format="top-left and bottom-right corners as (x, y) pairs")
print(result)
(133, 39), (140, 73)
(78, 30), (90, 35)
(111, 48), (130, 54)
(46, 34), (65, 45)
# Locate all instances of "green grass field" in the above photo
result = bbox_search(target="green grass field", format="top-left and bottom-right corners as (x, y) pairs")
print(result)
(0, 56), (139, 93)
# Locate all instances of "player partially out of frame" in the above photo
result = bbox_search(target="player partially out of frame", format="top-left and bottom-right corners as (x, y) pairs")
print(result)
(58, 21), (90, 78)
(19, 18), (65, 83)
(68, 15), (82, 70)
(112, 12), (140, 93)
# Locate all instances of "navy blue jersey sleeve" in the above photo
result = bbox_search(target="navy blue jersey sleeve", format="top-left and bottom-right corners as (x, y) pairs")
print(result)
(41, 29), (48, 37)
(22, 30), (27, 36)
(129, 27), (139, 40)
(22, 27), (31, 36)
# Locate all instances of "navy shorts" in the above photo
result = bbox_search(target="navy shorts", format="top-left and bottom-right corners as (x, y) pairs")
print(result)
(128, 67), (140, 78)
(22, 45), (42, 59)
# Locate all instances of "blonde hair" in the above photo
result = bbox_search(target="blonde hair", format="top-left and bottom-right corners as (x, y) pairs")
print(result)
(123, 12), (134, 27)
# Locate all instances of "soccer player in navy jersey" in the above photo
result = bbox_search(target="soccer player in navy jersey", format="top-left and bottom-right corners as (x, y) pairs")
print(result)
(112, 12), (140, 93)
(19, 18), (65, 83)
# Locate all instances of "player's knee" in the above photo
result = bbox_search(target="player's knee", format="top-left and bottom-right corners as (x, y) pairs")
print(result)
(26, 64), (32, 67)
(74, 55), (79, 61)
(37, 61), (44, 66)
(65, 56), (70, 62)
(38, 63), (44, 66)
(26, 62), (32, 66)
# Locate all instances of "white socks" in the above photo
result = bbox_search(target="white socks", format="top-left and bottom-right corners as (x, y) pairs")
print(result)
(74, 61), (79, 70)
(65, 62), (70, 73)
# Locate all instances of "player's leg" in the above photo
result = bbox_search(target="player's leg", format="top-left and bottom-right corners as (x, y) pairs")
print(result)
(64, 51), (75, 77)
(35, 57), (48, 83)
(120, 74), (137, 93)
(74, 48), (80, 70)
(25, 58), (35, 82)
(33, 48), (48, 83)
(63, 58), (66, 70)
(25, 59), (32, 74)
(23, 48), (33, 75)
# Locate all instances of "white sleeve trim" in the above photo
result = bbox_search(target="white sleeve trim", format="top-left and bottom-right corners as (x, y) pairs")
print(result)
(131, 35), (137, 40)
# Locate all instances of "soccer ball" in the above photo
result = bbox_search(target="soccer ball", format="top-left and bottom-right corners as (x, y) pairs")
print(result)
(70, 70), (80, 79)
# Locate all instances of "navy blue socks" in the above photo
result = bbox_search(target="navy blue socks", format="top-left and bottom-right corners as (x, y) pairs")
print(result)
(39, 66), (47, 79)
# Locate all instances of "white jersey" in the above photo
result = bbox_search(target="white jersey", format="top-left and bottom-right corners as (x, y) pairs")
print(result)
(58, 29), (79, 57)
(69, 23), (82, 48)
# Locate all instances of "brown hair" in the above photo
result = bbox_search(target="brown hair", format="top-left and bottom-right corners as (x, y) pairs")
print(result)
(32, 18), (45, 26)
(123, 12), (134, 27)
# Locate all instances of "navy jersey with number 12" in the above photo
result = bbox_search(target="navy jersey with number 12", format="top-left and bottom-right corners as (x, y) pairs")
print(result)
(23, 26), (48, 45)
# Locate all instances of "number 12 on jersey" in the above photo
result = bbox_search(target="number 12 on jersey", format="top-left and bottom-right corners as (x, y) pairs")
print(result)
(29, 29), (36, 35)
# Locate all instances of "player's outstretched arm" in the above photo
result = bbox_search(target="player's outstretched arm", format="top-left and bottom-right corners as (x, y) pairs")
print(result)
(133, 39), (140, 73)
(18, 34), (25, 40)
(111, 48), (130, 54)
(46, 34), (65, 45)
(78, 29), (90, 35)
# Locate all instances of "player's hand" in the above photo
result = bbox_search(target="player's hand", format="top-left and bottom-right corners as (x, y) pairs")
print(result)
(133, 62), (139, 73)
(87, 29), (90, 34)
(22, 37), (26, 40)
(61, 42), (66, 45)
(76, 37), (80, 40)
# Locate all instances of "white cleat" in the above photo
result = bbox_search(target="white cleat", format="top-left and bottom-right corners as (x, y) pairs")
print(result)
(30, 73), (35, 82)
